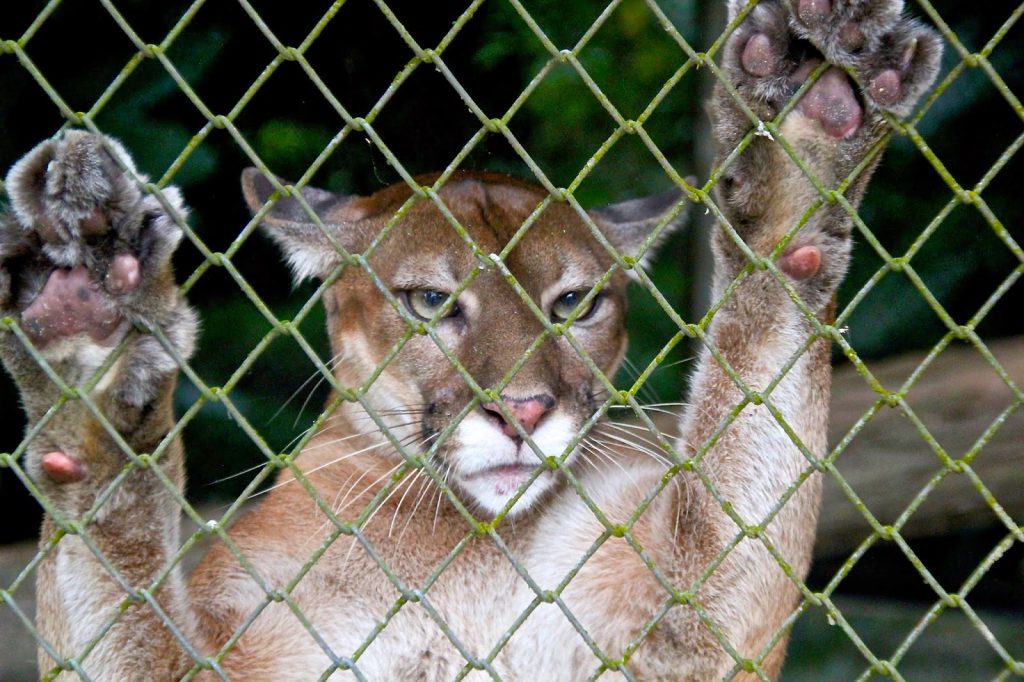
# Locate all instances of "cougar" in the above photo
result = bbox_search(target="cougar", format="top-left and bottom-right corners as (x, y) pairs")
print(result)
(1, 0), (940, 679)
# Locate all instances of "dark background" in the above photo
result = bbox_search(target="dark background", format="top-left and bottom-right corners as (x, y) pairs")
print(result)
(1, 1), (1021, 677)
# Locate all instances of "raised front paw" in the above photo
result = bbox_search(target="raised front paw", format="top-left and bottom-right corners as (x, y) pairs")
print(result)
(712, 0), (941, 304)
(788, 0), (942, 117)
(722, 0), (942, 142)
(0, 131), (197, 411)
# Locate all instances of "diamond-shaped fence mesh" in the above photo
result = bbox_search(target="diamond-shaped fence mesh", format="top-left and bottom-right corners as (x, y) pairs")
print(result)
(0, 0), (1021, 680)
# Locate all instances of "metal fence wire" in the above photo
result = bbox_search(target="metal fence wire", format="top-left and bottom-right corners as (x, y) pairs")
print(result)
(1, 0), (1022, 680)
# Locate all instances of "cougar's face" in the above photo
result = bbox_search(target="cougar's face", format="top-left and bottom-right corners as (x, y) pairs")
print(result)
(246, 168), (680, 517)
(325, 180), (630, 517)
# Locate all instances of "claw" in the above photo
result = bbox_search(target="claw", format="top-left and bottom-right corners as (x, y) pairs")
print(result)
(900, 39), (918, 71)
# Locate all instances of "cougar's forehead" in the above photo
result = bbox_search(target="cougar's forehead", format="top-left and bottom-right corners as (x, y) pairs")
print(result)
(322, 174), (627, 391)
(368, 175), (617, 289)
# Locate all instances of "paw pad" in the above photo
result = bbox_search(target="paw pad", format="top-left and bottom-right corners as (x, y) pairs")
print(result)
(105, 253), (142, 296)
(868, 68), (903, 107)
(742, 33), (779, 77)
(41, 451), (87, 484)
(79, 208), (110, 237)
(797, 0), (832, 26)
(797, 67), (863, 139)
(780, 245), (822, 281)
(837, 22), (866, 51)
(21, 266), (124, 347)
(727, 0), (942, 143)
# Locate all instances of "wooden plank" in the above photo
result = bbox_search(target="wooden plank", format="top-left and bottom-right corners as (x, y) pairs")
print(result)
(817, 336), (1024, 556)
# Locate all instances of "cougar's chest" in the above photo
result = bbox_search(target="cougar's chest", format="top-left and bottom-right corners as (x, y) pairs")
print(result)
(230, 505), (608, 680)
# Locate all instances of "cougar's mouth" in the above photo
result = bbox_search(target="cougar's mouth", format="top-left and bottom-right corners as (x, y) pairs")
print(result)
(465, 463), (535, 479)
(449, 410), (574, 514)
(462, 463), (547, 497)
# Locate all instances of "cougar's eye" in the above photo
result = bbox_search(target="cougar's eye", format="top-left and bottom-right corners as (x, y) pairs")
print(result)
(404, 289), (461, 321)
(552, 290), (598, 322)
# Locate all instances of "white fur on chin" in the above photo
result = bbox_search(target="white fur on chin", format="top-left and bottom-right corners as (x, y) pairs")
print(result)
(453, 412), (577, 517)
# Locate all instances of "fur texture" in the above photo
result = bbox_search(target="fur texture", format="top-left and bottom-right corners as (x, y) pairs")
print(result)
(0, 1), (941, 678)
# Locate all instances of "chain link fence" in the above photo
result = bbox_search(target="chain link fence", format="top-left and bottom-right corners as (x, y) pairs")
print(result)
(1, 0), (1022, 679)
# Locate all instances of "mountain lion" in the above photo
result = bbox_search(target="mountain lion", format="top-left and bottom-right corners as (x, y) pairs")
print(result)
(0, 0), (940, 678)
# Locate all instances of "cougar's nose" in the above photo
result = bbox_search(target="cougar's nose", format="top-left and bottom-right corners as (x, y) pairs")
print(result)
(482, 394), (555, 437)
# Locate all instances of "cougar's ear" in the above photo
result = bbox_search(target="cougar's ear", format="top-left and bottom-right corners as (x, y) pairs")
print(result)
(241, 168), (371, 282)
(590, 186), (688, 275)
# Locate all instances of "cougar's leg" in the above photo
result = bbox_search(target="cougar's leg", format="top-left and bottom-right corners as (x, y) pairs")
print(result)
(1, 132), (202, 678)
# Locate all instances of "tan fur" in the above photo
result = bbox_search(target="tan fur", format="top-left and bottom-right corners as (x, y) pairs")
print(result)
(21, 166), (827, 679)
(0, 1), (943, 678)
